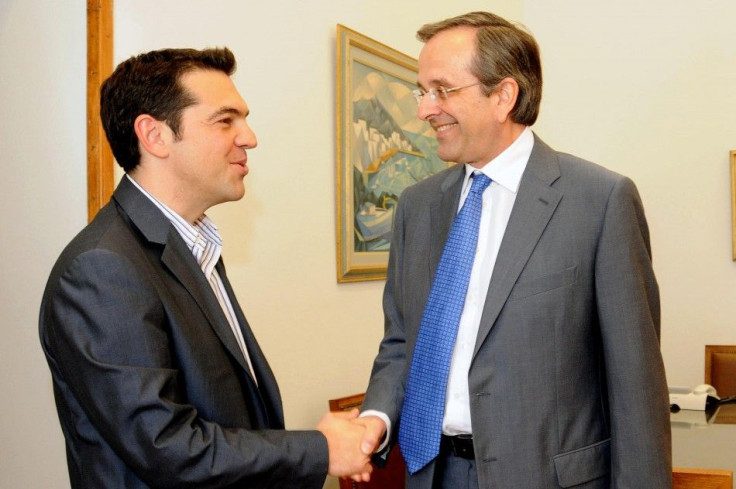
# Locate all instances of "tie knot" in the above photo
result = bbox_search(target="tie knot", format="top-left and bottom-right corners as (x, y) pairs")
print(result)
(470, 172), (492, 194)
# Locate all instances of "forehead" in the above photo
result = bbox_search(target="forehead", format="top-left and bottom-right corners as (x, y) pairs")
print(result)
(179, 69), (248, 114)
(418, 26), (477, 85)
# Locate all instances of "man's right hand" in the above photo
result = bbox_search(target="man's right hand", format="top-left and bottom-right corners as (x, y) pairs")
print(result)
(353, 414), (387, 456)
(317, 409), (373, 481)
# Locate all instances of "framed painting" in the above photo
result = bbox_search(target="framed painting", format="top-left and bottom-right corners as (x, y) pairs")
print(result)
(731, 150), (736, 260)
(335, 24), (451, 282)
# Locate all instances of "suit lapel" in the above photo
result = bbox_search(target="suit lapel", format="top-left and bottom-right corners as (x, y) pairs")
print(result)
(473, 136), (562, 358)
(217, 260), (284, 428)
(159, 243), (257, 377)
(112, 178), (257, 380)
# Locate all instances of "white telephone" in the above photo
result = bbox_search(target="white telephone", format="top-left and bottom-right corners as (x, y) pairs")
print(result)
(669, 384), (720, 411)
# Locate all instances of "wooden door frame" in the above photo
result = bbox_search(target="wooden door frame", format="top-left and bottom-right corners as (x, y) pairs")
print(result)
(86, 0), (114, 221)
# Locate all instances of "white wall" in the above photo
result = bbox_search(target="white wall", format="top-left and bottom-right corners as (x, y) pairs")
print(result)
(2, 1), (734, 488)
(0, 2), (87, 487)
(524, 0), (736, 386)
(0, 0), (87, 488)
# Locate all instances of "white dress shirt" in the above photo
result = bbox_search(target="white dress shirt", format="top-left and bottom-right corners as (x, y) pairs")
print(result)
(442, 127), (533, 435)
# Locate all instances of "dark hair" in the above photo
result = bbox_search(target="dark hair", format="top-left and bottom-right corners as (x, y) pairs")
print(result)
(417, 12), (542, 125)
(100, 47), (236, 172)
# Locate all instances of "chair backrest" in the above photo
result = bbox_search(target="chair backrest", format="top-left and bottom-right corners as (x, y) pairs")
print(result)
(705, 345), (736, 397)
(673, 467), (733, 489)
(328, 393), (406, 489)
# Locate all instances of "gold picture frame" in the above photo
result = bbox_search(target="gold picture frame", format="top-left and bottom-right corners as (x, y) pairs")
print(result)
(731, 150), (736, 260)
(335, 25), (450, 282)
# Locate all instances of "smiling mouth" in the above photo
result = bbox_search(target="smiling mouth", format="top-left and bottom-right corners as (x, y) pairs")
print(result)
(434, 123), (458, 133)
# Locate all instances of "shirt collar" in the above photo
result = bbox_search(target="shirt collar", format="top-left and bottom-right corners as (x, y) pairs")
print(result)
(125, 175), (223, 276)
(462, 126), (534, 193)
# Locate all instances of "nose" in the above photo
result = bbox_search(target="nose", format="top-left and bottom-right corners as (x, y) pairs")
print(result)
(236, 121), (258, 149)
(416, 95), (441, 121)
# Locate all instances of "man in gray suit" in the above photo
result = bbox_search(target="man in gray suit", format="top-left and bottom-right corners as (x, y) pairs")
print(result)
(39, 47), (370, 488)
(356, 12), (672, 488)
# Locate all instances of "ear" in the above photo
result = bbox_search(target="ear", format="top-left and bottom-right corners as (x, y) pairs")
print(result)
(493, 77), (519, 123)
(133, 114), (171, 159)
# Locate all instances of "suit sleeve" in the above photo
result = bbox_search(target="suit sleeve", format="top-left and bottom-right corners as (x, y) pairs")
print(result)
(42, 248), (327, 489)
(362, 191), (411, 444)
(594, 177), (672, 487)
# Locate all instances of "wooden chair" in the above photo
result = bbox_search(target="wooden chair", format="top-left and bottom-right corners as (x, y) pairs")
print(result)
(673, 467), (733, 489)
(705, 345), (736, 397)
(328, 393), (406, 489)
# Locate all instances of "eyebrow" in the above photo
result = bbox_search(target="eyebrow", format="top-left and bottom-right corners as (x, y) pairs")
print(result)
(417, 78), (454, 90)
(206, 106), (249, 123)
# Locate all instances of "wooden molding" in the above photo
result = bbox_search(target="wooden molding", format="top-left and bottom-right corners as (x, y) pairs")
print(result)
(673, 467), (732, 489)
(328, 393), (365, 412)
(87, 0), (114, 222)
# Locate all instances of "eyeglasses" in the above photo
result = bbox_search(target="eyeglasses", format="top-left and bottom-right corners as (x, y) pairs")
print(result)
(411, 82), (483, 104)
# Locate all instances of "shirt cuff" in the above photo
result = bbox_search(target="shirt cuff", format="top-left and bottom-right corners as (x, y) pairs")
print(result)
(359, 409), (391, 453)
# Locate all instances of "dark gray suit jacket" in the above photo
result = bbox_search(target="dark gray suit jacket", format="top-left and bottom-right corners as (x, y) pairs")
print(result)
(40, 177), (327, 489)
(363, 136), (672, 488)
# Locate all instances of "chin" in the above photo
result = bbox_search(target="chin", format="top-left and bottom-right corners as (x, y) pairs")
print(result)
(225, 184), (246, 203)
(437, 149), (458, 164)
(232, 189), (246, 201)
(435, 142), (457, 162)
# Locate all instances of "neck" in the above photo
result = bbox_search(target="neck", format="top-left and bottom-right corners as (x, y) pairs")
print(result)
(469, 123), (527, 169)
(127, 170), (204, 225)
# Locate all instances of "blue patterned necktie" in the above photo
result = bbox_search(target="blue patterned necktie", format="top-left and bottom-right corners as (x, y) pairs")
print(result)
(399, 172), (491, 474)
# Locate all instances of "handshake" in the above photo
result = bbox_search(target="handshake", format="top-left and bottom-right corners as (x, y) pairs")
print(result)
(316, 409), (387, 482)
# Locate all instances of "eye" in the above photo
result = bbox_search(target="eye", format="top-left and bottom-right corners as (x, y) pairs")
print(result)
(218, 117), (233, 125)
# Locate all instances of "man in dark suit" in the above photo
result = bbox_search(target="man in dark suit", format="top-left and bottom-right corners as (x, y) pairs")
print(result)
(39, 47), (370, 488)
(356, 12), (672, 488)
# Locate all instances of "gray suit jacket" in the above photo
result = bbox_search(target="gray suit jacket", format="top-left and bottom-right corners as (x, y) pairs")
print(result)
(39, 177), (328, 489)
(363, 135), (672, 488)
